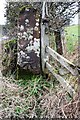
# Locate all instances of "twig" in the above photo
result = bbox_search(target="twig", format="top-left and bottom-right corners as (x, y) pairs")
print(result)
(58, 100), (79, 110)
(61, 107), (67, 118)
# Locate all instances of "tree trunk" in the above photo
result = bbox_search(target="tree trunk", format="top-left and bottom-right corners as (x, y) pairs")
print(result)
(54, 30), (63, 55)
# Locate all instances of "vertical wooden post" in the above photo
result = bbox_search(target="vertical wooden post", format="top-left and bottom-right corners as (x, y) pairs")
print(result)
(61, 29), (67, 57)
(54, 30), (63, 55)
(41, 2), (49, 73)
(41, 24), (45, 72)
(41, 2), (46, 72)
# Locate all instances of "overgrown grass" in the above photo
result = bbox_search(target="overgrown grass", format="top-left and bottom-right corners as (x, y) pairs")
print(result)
(49, 25), (79, 54)
(65, 25), (79, 53)
(16, 69), (58, 98)
(2, 39), (17, 76)
(49, 33), (56, 50)
(9, 69), (58, 116)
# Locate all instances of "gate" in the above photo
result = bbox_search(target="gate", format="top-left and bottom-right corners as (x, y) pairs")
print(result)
(41, 2), (79, 97)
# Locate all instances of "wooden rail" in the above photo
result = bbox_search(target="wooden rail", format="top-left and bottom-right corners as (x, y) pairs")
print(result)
(43, 45), (79, 96)
(45, 61), (75, 96)
(44, 46), (79, 96)
(46, 46), (78, 76)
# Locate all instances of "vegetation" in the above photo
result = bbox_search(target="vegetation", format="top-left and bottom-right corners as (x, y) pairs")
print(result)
(0, 1), (79, 119)
(0, 70), (79, 118)
(49, 24), (79, 56)
(65, 25), (79, 53)
(2, 39), (17, 77)
(17, 69), (59, 97)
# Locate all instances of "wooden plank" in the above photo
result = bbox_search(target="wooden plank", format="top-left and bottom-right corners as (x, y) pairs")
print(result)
(41, 24), (46, 71)
(46, 46), (78, 76)
(41, 1), (49, 72)
(42, 2), (46, 19)
(45, 61), (75, 97)
(41, 2), (45, 71)
(45, 3), (49, 17)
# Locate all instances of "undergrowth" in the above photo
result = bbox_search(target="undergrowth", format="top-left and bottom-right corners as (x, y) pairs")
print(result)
(9, 69), (59, 116)
(16, 69), (58, 98)
(65, 25), (79, 54)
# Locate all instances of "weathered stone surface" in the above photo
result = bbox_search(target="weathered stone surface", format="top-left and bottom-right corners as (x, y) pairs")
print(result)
(17, 7), (41, 74)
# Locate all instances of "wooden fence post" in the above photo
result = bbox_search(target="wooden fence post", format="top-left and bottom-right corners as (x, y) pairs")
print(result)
(41, 2), (49, 73)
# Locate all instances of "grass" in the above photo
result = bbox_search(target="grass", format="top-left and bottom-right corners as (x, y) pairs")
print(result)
(16, 69), (57, 98)
(49, 33), (56, 50)
(11, 70), (59, 116)
(65, 25), (79, 53)
(49, 25), (79, 53)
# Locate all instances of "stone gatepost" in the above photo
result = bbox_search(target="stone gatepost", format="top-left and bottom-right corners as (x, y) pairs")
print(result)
(17, 6), (41, 74)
